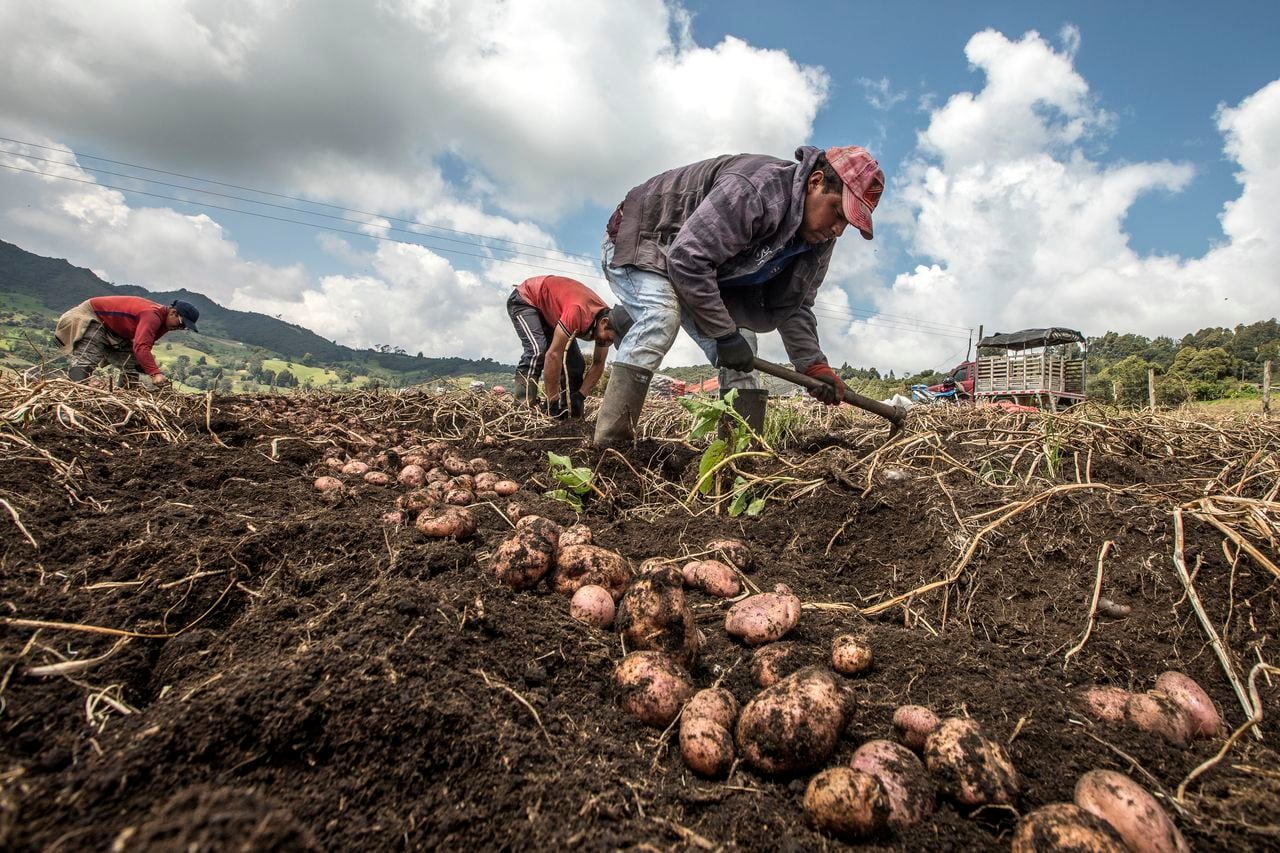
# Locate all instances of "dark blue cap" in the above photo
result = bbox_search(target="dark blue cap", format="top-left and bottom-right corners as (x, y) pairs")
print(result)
(171, 300), (199, 332)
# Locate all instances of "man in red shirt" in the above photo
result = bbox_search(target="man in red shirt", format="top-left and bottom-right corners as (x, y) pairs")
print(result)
(55, 296), (200, 387)
(506, 275), (617, 417)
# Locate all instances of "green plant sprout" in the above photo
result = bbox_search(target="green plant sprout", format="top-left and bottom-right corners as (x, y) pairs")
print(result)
(546, 451), (603, 512)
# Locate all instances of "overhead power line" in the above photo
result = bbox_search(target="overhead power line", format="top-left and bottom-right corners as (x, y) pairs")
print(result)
(0, 136), (973, 340)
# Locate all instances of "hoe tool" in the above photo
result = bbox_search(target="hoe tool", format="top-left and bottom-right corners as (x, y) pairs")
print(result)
(751, 356), (907, 436)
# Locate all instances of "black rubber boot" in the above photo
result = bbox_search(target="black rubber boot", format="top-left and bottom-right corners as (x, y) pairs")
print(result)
(719, 387), (768, 441)
(593, 363), (652, 448)
(68, 365), (90, 382)
(512, 372), (539, 407)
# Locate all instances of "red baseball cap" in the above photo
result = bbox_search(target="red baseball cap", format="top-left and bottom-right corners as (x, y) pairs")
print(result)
(825, 146), (883, 240)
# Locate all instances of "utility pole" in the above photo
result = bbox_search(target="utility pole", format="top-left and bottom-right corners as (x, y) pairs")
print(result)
(1148, 368), (1157, 409)
(1264, 360), (1272, 416)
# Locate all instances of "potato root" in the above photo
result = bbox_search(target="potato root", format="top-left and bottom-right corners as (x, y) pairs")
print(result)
(1013, 804), (1127, 853)
(893, 705), (940, 753)
(1154, 671), (1222, 739)
(569, 584), (615, 628)
(924, 717), (1020, 806)
(724, 584), (801, 645)
(803, 767), (889, 838)
(552, 544), (632, 601)
(681, 560), (740, 598)
(831, 635), (873, 676)
(615, 565), (699, 666)
(849, 739), (935, 830)
(1075, 770), (1189, 853)
(736, 667), (852, 775)
(614, 651), (694, 728)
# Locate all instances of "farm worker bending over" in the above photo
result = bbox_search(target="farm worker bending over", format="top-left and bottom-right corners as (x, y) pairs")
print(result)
(506, 275), (618, 418)
(595, 145), (884, 448)
(55, 296), (200, 388)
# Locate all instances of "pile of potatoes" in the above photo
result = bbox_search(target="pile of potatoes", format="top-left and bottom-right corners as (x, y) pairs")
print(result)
(1078, 670), (1222, 746)
(1014, 770), (1188, 853)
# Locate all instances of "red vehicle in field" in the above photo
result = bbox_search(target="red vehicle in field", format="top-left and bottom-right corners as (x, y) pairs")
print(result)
(930, 327), (1086, 410)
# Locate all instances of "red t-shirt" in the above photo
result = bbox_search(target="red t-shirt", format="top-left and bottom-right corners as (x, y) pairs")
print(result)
(516, 276), (606, 341)
(89, 295), (170, 376)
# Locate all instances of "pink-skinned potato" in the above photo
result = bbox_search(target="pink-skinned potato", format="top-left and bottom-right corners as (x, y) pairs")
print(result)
(679, 717), (734, 777)
(415, 507), (476, 540)
(340, 460), (369, 476)
(681, 560), (740, 598)
(1154, 671), (1222, 739)
(924, 717), (1020, 806)
(683, 688), (738, 730)
(1075, 769), (1189, 853)
(473, 471), (500, 492)
(552, 544), (632, 601)
(558, 524), (593, 550)
(569, 584), (615, 628)
(614, 651), (694, 728)
(363, 471), (391, 485)
(1012, 804), (1127, 853)
(1079, 686), (1132, 724)
(514, 515), (563, 550)
(494, 480), (520, 496)
(893, 705), (940, 753)
(831, 635), (873, 675)
(398, 464), (426, 487)
(615, 565), (700, 666)
(850, 739), (935, 830)
(803, 767), (889, 838)
(750, 642), (818, 688)
(706, 538), (752, 570)
(1124, 691), (1192, 747)
(313, 476), (344, 493)
(736, 666), (852, 775)
(491, 525), (556, 590)
(725, 584), (801, 645)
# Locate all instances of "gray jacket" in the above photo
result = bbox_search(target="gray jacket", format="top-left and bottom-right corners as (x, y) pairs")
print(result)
(609, 146), (833, 370)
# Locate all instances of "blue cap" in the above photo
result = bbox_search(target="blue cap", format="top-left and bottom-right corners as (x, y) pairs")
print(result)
(171, 300), (199, 332)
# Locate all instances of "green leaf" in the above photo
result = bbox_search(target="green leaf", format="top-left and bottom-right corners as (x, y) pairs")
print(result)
(745, 497), (766, 516)
(728, 478), (751, 517)
(697, 439), (727, 495)
(545, 488), (583, 512)
(547, 451), (594, 494)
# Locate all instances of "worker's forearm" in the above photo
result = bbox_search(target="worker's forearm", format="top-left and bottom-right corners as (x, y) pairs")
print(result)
(543, 351), (566, 398)
(580, 363), (604, 395)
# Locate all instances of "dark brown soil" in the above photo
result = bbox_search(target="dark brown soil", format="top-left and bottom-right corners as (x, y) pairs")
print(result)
(1, 395), (1277, 851)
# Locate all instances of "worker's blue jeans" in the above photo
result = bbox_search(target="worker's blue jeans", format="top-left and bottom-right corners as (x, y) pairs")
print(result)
(601, 237), (761, 390)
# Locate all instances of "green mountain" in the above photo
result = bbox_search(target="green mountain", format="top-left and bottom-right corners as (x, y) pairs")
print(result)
(0, 238), (513, 385)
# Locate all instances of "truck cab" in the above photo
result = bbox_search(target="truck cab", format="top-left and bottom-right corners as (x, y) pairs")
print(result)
(930, 362), (975, 398)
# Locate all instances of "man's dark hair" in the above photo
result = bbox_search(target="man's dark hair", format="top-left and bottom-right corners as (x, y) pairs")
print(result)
(812, 153), (843, 195)
(587, 306), (609, 340)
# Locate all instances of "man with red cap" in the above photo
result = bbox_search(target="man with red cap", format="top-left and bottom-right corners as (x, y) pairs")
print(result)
(55, 295), (200, 388)
(594, 145), (884, 447)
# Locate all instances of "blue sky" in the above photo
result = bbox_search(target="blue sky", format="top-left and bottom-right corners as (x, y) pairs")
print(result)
(0, 1), (1276, 373)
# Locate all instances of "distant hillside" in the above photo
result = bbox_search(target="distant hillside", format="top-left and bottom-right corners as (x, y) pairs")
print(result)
(0, 238), (512, 379)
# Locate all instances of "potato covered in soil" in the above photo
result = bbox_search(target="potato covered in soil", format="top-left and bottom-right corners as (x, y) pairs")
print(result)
(415, 507), (476, 540)
(615, 565), (700, 666)
(552, 544), (632, 601)
(831, 635), (873, 675)
(491, 525), (557, 590)
(1074, 770), (1189, 853)
(1154, 671), (1222, 739)
(569, 584), (615, 628)
(468, 457), (489, 473)
(558, 524), (593, 550)
(442, 455), (470, 476)
(340, 460), (369, 476)
(683, 687), (738, 730)
(514, 515), (563, 548)
(706, 537), (752, 570)
(313, 476), (343, 493)
(893, 705), (940, 753)
(680, 559), (740, 598)
(473, 471), (500, 492)
(924, 717), (1020, 807)
(398, 464), (425, 487)
(494, 480), (520, 496)
(849, 739), (935, 830)
(363, 471), (391, 485)
(679, 717), (734, 778)
(750, 642), (816, 688)
(1012, 803), (1127, 853)
(614, 651), (695, 728)
(1078, 686), (1131, 724)
(724, 584), (801, 645)
(445, 488), (474, 506)
(1124, 692), (1192, 747)
(736, 666), (852, 775)
(803, 767), (889, 838)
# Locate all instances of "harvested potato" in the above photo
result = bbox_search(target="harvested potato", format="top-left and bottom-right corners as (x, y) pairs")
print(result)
(614, 651), (694, 727)
(442, 456), (471, 476)
(615, 565), (700, 666)
(469, 457), (489, 473)
(679, 717), (734, 777)
(831, 635), (873, 676)
(494, 480), (520, 496)
(426, 467), (450, 483)
(750, 642), (814, 688)
(415, 507), (476, 539)
(340, 460), (369, 476)
(423, 481), (447, 503)
(558, 524), (593, 550)
(450, 474), (475, 492)
(363, 471), (391, 485)
(505, 502), (525, 521)
(401, 454), (427, 467)
(515, 515), (563, 549)
(445, 488), (474, 506)
(893, 705), (940, 753)
(1012, 804), (1127, 853)
(683, 688), (738, 730)
(397, 489), (435, 512)
(850, 739), (935, 830)
(681, 560), (741, 598)
(398, 464), (425, 487)
(473, 471), (500, 492)
(1075, 769), (1189, 853)
(552, 544), (632, 601)
(803, 767), (889, 838)
(725, 584), (801, 645)
(736, 667), (852, 774)
(1125, 692), (1192, 747)
(569, 584), (615, 628)
(706, 537), (752, 570)
(313, 476), (344, 493)
(491, 525), (557, 590)
(325, 457), (343, 469)
(924, 717), (1020, 806)
(638, 557), (670, 574)
(1154, 671), (1222, 739)
(381, 510), (404, 525)
(1079, 686), (1131, 724)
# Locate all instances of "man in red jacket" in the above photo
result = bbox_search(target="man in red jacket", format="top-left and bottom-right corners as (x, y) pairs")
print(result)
(55, 296), (200, 387)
